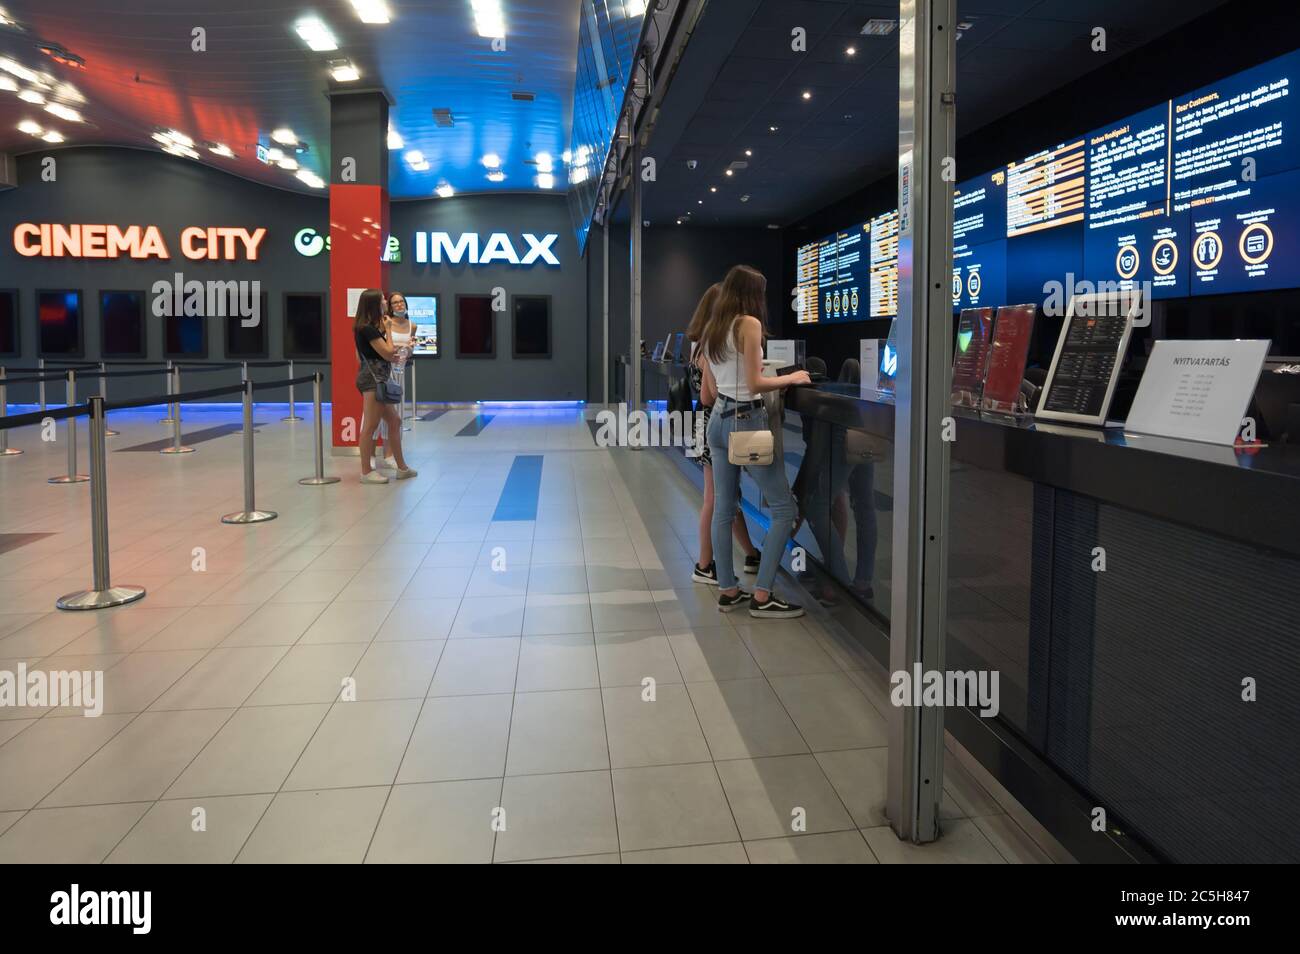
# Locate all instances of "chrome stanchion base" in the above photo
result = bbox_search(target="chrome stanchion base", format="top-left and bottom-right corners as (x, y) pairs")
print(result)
(56, 584), (146, 611)
(282, 414), (304, 422)
(221, 509), (278, 524)
(48, 473), (90, 483)
(160, 445), (195, 455)
(105, 428), (120, 437)
(0, 448), (23, 457)
(159, 416), (176, 424)
(299, 475), (341, 485)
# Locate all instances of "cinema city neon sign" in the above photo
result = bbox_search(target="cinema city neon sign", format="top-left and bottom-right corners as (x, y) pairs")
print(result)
(12, 223), (267, 260)
(414, 231), (559, 266)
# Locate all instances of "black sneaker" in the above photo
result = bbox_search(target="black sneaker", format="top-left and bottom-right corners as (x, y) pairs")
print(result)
(749, 594), (805, 619)
(742, 553), (761, 575)
(692, 562), (719, 586)
(717, 589), (752, 612)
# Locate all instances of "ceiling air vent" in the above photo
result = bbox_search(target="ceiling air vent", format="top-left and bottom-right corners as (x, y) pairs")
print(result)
(432, 108), (454, 127)
(860, 19), (897, 36)
(511, 91), (536, 102)
(727, 160), (748, 172)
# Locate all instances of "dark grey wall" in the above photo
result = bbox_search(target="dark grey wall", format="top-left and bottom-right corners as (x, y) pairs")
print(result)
(0, 147), (326, 405)
(0, 146), (588, 405)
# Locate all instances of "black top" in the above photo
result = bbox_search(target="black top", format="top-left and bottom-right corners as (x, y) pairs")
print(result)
(355, 324), (385, 361)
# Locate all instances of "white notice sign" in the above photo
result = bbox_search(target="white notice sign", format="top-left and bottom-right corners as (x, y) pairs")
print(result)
(1124, 339), (1270, 445)
(767, 339), (797, 366)
(860, 339), (881, 399)
(347, 288), (365, 317)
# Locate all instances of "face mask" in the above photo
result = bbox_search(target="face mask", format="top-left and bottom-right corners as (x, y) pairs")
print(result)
(392, 306), (407, 318)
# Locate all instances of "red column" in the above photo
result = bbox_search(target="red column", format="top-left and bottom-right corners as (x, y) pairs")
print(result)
(329, 184), (389, 450)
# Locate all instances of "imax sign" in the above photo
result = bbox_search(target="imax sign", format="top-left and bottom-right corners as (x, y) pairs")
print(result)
(414, 231), (559, 267)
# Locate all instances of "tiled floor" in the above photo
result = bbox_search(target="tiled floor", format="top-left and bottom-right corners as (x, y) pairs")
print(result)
(0, 403), (1054, 863)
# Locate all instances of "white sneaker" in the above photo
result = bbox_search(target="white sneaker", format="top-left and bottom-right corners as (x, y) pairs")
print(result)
(376, 457), (397, 471)
(361, 471), (389, 484)
(395, 467), (418, 480)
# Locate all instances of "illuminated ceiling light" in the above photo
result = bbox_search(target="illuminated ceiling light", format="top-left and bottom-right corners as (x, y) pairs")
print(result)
(562, 149), (572, 164)
(271, 127), (297, 145)
(569, 165), (590, 185)
(626, 0), (648, 15)
(348, 0), (391, 23)
(801, 90), (811, 100)
(208, 142), (234, 158)
(709, 186), (717, 193)
(404, 149), (425, 166)
(740, 194), (750, 202)
(0, 75), (16, 91)
(44, 102), (82, 122)
(724, 169), (733, 177)
(387, 126), (403, 149)
(482, 152), (501, 169)
(537, 172), (555, 189)
(845, 45), (856, 56)
(769, 125), (778, 132)
(471, 0), (506, 39)
(0, 7), (14, 27)
(17, 119), (42, 135)
(486, 170), (505, 183)
(296, 168), (325, 188)
(575, 145), (590, 164)
(0, 57), (39, 83)
(410, 159), (430, 171)
(167, 129), (193, 147)
(277, 156), (299, 170)
(745, 149), (752, 156)
(697, 199), (703, 205)
(42, 130), (64, 143)
(294, 16), (338, 51)
(436, 182), (454, 198)
(17, 89), (44, 104)
(535, 151), (553, 172)
(329, 58), (360, 82)
(861, 18), (897, 36)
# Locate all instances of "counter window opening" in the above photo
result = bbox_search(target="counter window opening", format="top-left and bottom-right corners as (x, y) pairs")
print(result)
(0, 289), (18, 357)
(99, 290), (147, 359)
(456, 293), (495, 359)
(511, 294), (552, 359)
(223, 291), (269, 360)
(283, 293), (327, 360)
(36, 289), (84, 358)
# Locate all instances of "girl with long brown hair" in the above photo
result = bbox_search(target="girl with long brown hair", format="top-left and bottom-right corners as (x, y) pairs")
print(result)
(354, 288), (416, 484)
(686, 283), (759, 585)
(696, 264), (810, 618)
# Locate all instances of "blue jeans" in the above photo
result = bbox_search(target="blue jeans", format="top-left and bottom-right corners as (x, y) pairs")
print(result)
(706, 398), (797, 593)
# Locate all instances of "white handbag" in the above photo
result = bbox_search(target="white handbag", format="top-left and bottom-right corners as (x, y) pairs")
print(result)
(725, 333), (775, 466)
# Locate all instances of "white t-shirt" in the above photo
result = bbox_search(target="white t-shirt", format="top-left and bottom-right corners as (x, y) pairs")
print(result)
(707, 320), (754, 402)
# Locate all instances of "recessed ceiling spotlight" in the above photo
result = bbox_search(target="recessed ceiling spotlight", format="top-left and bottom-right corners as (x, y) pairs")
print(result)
(627, 0), (648, 15)
(166, 129), (193, 147)
(266, 147), (285, 162)
(17, 119), (42, 135)
(801, 90), (811, 100)
(348, 0), (391, 24)
(329, 59), (360, 82)
(535, 151), (553, 172)
(471, 0), (506, 39)
(740, 194), (750, 203)
(697, 199), (703, 205)
(846, 45), (856, 56)
(294, 16), (339, 51)
(769, 125), (779, 132)
(271, 127), (297, 145)
(207, 142), (234, 158)
(17, 89), (44, 104)
(436, 182), (454, 198)
(724, 169), (733, 177)
(0, 7), (15, 27)
(676, 218), (683, 225)
(277, 157), (299, 170)
(0, 75), (15, 91)
(537, 172), (555, 189)
(709, 186), (717, 193)
(562, 149), (572, 164)
(42, 130), (64, 143)
(482, 152), (501, 169)
(296, 168), (325, 189)
(744, 149), (752, 156)
(487, 170), (506, 183)
(569, 165), (590, 185)
(387, 126), (403, 149)
(44, 102), (82, 122)
(404, 149), (425, 166)
(0, 57), (38, 83)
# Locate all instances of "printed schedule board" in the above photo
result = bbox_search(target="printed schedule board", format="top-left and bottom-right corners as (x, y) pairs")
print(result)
(796, 47), (1300, 324)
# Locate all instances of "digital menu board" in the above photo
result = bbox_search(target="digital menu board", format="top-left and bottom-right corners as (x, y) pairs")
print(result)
(408, 295), (439, 355)
(1006, 139), (1086, 237)
(869, 210), (899, 318)
(953, 170), (1009, 309)
(1037, 291), (1141, 425)
(795, 224), (869, 324)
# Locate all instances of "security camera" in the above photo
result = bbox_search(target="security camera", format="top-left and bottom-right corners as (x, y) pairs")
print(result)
(686, 159), (698, 170)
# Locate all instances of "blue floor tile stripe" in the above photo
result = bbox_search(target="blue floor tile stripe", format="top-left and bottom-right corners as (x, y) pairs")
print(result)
(455, 413), (494, 436)
(493, 455), (544, 521)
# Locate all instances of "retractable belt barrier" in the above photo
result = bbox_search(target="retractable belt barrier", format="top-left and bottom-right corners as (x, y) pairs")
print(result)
(0, 371), (339, 610)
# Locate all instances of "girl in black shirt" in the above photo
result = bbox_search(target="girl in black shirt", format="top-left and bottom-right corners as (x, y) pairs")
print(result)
(354, 288), (416, 483)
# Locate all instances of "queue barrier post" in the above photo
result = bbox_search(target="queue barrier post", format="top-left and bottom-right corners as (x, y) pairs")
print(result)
(56, 397), (146, 611)
(38, 357), (46, 412)
(282, 359), (303, 422)
(0, 367), (23, 457)
(159, 371), (194, 455)
(222, 380), (277, 524)
(99, 362), (119, 437)
(402, 360), (413, 432)
(48, 370), (89, 484)
(299, 372), (340, 486)
(159, 360), (176, 424)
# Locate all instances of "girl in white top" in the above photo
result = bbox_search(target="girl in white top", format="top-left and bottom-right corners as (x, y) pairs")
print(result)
(698, 264), (811, 619)
(376, 292), (419, 471)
